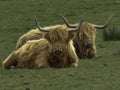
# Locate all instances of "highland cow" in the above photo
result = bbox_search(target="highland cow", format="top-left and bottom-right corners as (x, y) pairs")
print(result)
(15, 15), (113, 59)
(2, 18), (82, 69)
(58, 14), (113, 58)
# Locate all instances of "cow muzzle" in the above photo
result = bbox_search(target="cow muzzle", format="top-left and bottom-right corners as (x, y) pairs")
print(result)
(86, 43), (93, 49)
(84, 41), (93, 49)
(52, 48), (63, 55)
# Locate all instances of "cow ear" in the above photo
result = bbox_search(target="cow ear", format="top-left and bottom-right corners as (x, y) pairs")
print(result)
(68, 32), (75, 40)
(44, 33), (50, 41)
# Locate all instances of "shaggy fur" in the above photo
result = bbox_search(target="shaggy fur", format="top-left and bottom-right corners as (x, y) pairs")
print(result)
(73, 22), (96, 58)
(16, 29), (43, 49)
(16, 25), (66, 49)
(2, 26), (78, 69)
(16, 23), (96, 59)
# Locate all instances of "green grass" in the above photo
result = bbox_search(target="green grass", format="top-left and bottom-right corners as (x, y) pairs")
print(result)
(103, 24), (120, 41)
(0, 0), (120, 90)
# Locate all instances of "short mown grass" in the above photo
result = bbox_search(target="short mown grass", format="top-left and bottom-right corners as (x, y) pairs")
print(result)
(103, 24), (120, 41)
(0, 0), (120, 90)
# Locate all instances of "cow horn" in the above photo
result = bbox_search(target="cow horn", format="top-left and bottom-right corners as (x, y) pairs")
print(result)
(56, 14), (77, 28)
(35, 17), (49, 32)
(93, 14), (114, 29)
(68, 19), (83, 32)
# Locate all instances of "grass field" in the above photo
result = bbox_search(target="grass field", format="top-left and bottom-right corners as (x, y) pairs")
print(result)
(0, 0), (120, 90)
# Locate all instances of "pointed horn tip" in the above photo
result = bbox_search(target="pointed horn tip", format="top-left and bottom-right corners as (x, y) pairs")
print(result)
(55, 14), (66, 19)
(111, 13), (115, 16)
(54, 13), (60, 16)
(56, 14), (64, 18)
(80, 19), (83, 23)
(109, 14), (114, 19)
(34, 16), (37, 19)
(34, 16), (38, 23)
(108, 14), (114, 20)
(34, 18), (49, 32)
(78, 19), (83, 28)
(106, 14), (114, 24)
(79, 19), (83, 25)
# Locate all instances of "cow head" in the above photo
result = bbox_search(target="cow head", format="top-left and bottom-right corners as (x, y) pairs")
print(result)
(44, 27), (75, 55)
(55, 15), (97, 58)
(35, 17), (82, 56)
(78, 24), (95, 49)
(56, 15), (95, 49)
(79, 34), (93, 49)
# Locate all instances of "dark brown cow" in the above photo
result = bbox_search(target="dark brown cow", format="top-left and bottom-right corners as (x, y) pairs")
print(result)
(58, 14), (113, 58)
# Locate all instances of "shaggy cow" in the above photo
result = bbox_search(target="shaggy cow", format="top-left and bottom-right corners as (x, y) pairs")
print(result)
(15, 15), (113, 58)
(2, 18), (82, 69)
(58, 14), (113, 58)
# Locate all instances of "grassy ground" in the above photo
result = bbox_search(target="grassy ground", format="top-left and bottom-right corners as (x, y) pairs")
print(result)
(0, 0), (120, 90)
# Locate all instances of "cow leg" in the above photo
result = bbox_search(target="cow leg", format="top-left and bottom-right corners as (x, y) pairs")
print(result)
(35, 55), (49, 68)
(68, 56), (78, 67)
(2, 51), (18, 69)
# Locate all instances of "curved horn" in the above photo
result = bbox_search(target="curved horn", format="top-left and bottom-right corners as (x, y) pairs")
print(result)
(93, 14), (114, 29)
(35, 17), (49, 32)
(56, 14), (77, 28)
(68, 19), (83, 32)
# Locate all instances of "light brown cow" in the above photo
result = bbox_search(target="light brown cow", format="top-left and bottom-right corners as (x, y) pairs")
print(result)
(2, 19), (82, 69)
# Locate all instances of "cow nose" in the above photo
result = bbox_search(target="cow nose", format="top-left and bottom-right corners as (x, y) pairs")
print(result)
(54, 51), (62, 55)
(86, 41), (93, 48)
(53, 48), (62, 55)
(87, 43), (93, 48)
